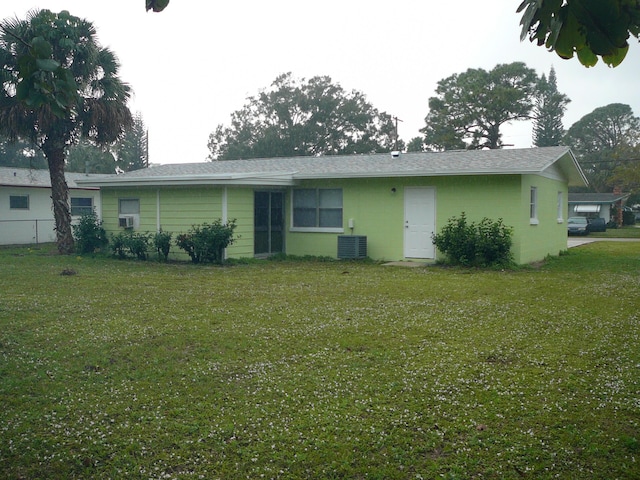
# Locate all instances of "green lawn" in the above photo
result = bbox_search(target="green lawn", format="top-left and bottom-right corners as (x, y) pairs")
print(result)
(1, 244), (640, 479)
(589, 225), (640, 238)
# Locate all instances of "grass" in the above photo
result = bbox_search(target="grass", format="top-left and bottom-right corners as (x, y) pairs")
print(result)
(1, 243), (640, 479)
(588, 224), (640, 238)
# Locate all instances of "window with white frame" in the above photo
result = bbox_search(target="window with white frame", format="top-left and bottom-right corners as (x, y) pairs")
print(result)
(71, 197), (93, 216)
(292, 188), (343, 229)
(9, 195), (29, 210)
(530, 187), (538, 224)
(557, 191), (563, 222)
(119, 198), (140, 215)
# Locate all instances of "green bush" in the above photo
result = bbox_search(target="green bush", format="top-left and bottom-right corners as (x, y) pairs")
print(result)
(72, 211), (107, 254)
(110, 231), (152, 260)
(154, 230), (173, 261)
(110, 232), (127, 259)
(431, 212), (477, 266)
(432, 212), (513, 267)
(175, 220), (237, 264)
(475, 217), (513, 266)
(623, 210), (636, 226)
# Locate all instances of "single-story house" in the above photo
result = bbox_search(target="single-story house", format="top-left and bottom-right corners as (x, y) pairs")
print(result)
(77, 146), (587, 264)
(568, 192), (629, 224)
(0, 167), (105, 245)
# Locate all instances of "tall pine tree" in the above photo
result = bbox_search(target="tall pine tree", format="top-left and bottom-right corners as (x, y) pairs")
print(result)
(532, 67), (570, 147)
(116, 112), (148, 171)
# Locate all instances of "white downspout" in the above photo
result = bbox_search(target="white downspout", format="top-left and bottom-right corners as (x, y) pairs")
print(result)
(156, 189), (161, 232)
(222, 187), (228, 259)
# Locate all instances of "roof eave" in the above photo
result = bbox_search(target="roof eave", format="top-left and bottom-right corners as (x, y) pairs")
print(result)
(0, 183), (99, 190)
(294, 169), (535, 180)
(76, 175), (297, 188)
(536, 147), (588, 187)
(564, 149), (589, 187)
(569, 194), (629, 204)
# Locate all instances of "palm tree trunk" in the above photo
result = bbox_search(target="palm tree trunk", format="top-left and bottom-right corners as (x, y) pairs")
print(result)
(44, 145), (74, 254)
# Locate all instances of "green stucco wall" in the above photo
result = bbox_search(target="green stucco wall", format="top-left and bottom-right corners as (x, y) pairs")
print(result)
(284, 178), (404, 260)
(99, 173), (568, 265)
(285, 175), (567, 264)
(518, 174), (568, 264)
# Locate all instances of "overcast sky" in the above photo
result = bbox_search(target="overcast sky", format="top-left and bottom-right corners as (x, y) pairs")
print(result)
(2, 1), (640, 164)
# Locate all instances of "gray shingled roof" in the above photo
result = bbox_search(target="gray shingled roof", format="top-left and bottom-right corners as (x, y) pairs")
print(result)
(0, 167), (106, 189)
(569, 192), (628, 204)
(75, 146), (587, 187)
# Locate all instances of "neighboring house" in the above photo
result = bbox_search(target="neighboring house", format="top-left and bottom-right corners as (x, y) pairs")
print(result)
(0, 167), (105, 245)
(568, 192), (629, 224)
(77, 146), (587, 265)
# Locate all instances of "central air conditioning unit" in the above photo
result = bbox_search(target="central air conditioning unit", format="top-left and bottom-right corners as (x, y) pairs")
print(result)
(337, 235), (367, 259)
(118, 215), (134, 228)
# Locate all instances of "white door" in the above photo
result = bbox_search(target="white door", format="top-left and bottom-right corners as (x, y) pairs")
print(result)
(404, 187), (436, 259)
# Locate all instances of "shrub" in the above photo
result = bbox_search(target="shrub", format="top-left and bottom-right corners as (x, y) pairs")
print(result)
(110, 232), (127, 259)
(623, 210), (636, 226)
(72, 211), (107, 254)
(175, 220), (237, 264)
(431, 212), (477, 266)
(432, 212), (513, 267)
(475, 217), (513, 266)
(154, 230), (173, 261)
(110, 231), (152, 260)
(128, 232), (152, 260)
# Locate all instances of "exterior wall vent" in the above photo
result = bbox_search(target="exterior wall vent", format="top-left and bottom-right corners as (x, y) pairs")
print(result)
(337, 235), (367, 259)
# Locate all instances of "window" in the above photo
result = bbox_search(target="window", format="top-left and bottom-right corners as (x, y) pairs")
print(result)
(292, 188), (343, 229)
(9, 195), (29, 210)
(557, 191), (563, 223)
(119, 198), (140, 215)
(71, 197), (93, 216)
(530, 187), (538, 224)
(574, 204), (600, 213)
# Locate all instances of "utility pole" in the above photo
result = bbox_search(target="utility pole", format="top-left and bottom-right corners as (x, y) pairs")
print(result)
(392, 116), (403, 151)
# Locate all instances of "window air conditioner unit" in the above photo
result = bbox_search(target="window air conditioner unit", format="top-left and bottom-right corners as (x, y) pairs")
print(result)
(118, 215), (134, 228)
(337, 235), (367, 259)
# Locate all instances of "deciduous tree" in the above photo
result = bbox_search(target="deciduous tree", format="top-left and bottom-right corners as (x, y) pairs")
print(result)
(420, 62), (539, 151)
(406, 137), (425, 152)
(610, 148), (640, 195)
(518, 0), (640, 67)
(146, 0), (170, 12)
(0, 135), (47, 169)
(66, 140), (117, 174)
(0, 9), (132, 253)
(564, 103), (640, 191)
(208, 73), (399, 160)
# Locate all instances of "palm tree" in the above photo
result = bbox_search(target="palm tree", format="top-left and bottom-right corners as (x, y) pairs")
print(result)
(0, 9), (132, 253)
